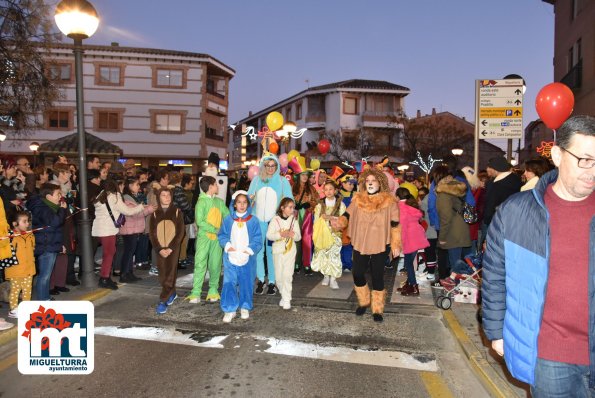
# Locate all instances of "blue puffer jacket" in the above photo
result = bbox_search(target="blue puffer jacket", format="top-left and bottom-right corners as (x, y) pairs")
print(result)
(482, 169), (595, 387)
(26, 195), (68, 256)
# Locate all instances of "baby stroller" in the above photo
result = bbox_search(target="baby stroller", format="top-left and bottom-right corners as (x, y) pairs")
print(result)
(431, 251), (482, 310)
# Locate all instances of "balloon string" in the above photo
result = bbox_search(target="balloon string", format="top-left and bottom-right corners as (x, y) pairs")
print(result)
(553, 129), (557, 143)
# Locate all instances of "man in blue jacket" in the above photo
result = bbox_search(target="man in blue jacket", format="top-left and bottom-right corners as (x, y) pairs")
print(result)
(482, 115), (595, 397)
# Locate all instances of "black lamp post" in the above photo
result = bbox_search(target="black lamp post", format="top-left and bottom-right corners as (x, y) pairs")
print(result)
(55, 0), (99, 288)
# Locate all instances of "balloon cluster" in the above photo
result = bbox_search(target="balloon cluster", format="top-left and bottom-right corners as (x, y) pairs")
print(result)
(263, 111), (331, 156)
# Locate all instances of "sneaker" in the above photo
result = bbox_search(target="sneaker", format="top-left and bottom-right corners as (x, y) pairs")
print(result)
(149, 267), (159, 276)
(156, 302), (167, 314)
(329, 277), (339, 290)
(166, 292), (177, 306)
(222, 312), (236, 323)
(0, 318), (14, 331)
(206, 293), (220, 303)
(98, 278), (118, 290)
(282, 301), (291, 310)
(8, 309), (17, 319)
(279, 299), (285, 307)
(321, 275), (330, 286)
(255, 281), (264, 294)
(342, 268), (351, 273)
(187, 295), (200, 304)
(426, 273), (436, 280)
(266, 283), (276, 295)
(304, 268), (313, 276)
(240, 309), (249, 319)
(294, 267), (301, 274)
(385, 263), (394, 270)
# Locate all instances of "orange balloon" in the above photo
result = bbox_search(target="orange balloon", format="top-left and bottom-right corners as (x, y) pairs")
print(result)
(269, 141), (279, 154)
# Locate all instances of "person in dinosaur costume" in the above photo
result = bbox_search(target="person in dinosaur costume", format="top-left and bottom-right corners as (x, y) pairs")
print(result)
(188, 175), (229, 303)
(345, 167), (402, 322)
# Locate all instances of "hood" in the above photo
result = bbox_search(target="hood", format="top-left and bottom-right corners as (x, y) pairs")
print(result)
(259, 154), (281, 181)
(357, 168), (390, 193)
(436, 176), (467, 197)
(228, 190), (253, 218)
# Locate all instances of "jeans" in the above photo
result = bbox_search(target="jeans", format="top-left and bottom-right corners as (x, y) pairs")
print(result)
(35, 252), (58, 300)
(532, 358), (595, 398)
(404, 252), (417, 285)
(121, 234), (140, 275)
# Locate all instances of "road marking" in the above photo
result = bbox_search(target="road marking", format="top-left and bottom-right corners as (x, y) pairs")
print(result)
(95, 326), (227, 348)
(420, 371), (455, 397)
(257, 336), (438, 371)
(95, 326), (438, 372)
(0, 353), (17, 373)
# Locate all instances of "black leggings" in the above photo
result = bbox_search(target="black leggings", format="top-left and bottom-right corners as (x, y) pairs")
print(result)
(352, 248), (389, 291)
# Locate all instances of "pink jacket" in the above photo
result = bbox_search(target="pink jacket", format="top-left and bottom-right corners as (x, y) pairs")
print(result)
(398, 201), (430, 255)
(119, 194), (152, 235)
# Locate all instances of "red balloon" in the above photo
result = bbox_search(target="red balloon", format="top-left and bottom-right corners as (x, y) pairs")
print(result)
(318, 139), (330, 155)
(535, 83), (574, 130)
(268, 141), (279, 154)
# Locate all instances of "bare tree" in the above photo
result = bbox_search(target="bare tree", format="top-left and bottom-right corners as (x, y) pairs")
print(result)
(0, 0), (61, 137)
(324, 128), (373, 162)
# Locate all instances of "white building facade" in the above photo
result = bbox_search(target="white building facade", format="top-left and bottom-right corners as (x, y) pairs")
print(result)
(2, 43), (234, 172)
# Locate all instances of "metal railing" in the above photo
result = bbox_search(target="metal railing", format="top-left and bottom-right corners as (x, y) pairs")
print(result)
(561, 59), (582, 90)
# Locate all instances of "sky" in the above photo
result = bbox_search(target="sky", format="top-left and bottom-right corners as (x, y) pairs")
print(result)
(55, 0), (555, 146)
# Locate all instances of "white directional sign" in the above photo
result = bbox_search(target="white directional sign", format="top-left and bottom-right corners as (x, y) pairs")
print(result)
(476, 79), (524, 139)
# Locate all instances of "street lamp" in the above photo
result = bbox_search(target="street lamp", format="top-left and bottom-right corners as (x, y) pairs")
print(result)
(29, 141), (39, 151)
(397, 164), (409, 172)
(0, 130), (6, 142)
(511, 159), (518, 167)
(451, 147), (464, 157)
(55, 0), (99, 288)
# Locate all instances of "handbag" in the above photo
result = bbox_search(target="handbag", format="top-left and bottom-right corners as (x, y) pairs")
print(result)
(105, 196), (126, 228)
(455, 199), (478, 224)
(0, 233), (19, 269)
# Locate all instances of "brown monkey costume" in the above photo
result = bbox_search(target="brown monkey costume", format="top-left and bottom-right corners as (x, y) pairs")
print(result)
(345, 168), (402, 322)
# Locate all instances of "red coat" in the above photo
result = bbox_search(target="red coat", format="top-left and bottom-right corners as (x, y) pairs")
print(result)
(398, 201), (430, 255)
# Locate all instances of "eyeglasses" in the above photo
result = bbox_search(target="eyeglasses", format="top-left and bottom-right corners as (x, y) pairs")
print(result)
(265, 164), (277, 168)
(17, 163), (30, 167)
(561, 147), (595, 169)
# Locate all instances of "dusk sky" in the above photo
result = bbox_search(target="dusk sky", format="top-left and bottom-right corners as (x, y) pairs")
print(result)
(65, 0), (554, 146)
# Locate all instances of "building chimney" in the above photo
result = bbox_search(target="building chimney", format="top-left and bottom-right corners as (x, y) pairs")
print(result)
(416, 110), (421, 118)
(111, 42), (119, 47)
(462, 116), (466, 121)
(432, 108), (436, 115)
(249, 111), (253, 116)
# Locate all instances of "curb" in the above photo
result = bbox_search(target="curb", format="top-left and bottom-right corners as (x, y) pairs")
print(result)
(0, 287), (113, 347)
(442, 310), (517, 398)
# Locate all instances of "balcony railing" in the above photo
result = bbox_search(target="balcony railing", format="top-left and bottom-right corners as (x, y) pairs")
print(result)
(561, 59), (582, 90)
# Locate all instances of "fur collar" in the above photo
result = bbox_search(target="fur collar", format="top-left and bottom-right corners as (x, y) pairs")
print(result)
(352, 191), (396, 212)
(436, 176), (467, 197)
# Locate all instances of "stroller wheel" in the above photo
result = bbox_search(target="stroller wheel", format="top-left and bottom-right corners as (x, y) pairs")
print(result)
(439, 296), (452, 310)
(435, 295), (444, 308)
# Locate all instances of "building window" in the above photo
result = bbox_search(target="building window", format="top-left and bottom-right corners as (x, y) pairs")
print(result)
(96, 64), (123, 86)
(93, 108), (124, 132)
(343, 97), (358, 115)
(154, 68), (185, 88)
(206, 75), (226, 98)
(205, 123), (223, 141)
(150, 110), (186, 133)
(296, 103), (302, 119)
(49, 63), (72, 82)
(46, 109), (73, 130)
(285, 106), (292, 121)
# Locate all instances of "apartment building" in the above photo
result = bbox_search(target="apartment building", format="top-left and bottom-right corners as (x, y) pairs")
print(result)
(1, 43), (234, 172)
(233, 79), (410, 168)
(543, 0), (595, 116)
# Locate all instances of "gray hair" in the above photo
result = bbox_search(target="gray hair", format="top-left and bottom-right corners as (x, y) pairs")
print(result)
(556, 115), (595, 149)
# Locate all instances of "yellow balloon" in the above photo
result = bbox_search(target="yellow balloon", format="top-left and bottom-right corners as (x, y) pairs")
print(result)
(310, 159), (320, 171)
(287, 150), (300, 162)
(266, 111), (284, 131)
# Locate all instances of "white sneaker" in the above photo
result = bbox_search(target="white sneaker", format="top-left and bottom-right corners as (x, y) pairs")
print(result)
(321, 275), (330, 286)
(7, 309), (17, 319)
(282, 301), (291, 310)
(329, 277), (339, 290)
(222, 312), (236, 323)
(188, 297), (200, 304)
(240, 309), (250, 319)
(426, 273), (435, 280)
(279, 299), (285, 307)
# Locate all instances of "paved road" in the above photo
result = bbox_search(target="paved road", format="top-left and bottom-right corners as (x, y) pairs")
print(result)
(0, 269), (490, 397)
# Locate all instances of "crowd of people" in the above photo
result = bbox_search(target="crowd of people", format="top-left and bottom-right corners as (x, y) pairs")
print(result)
(0, 142), (553, 324)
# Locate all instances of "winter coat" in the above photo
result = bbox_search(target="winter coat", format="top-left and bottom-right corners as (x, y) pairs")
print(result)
(27, 195), (67, 255)
(482, 170), (595, 387)
(5, 232), (36, 279)
(398, 201), (429, 254)
(436, 177), (471, 249)
(119, 194), (153, 235)
(420, 195), (437, 240)
(483, 172), (522, 225)
(428, 175), (475, 230)
(172, 185), (194, 225)
(92, 192), (144, 237)
(520, 176), (539, 192)
(0, 197), (11, 260)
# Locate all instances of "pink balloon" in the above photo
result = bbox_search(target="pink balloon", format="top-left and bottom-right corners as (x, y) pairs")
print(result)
(248, 165), (259, 181)
(278, 153), (289, 168)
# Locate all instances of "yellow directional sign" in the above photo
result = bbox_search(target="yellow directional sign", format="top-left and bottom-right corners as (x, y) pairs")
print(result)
(479, 107), (523, 118)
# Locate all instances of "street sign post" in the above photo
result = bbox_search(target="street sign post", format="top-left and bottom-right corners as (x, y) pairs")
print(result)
(474, 78), (524, 171)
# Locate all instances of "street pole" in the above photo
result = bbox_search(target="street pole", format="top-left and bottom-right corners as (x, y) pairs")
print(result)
(507, 139), (513, 162)
(73, 37), (94, 288)
(474, 80), (480, 172)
